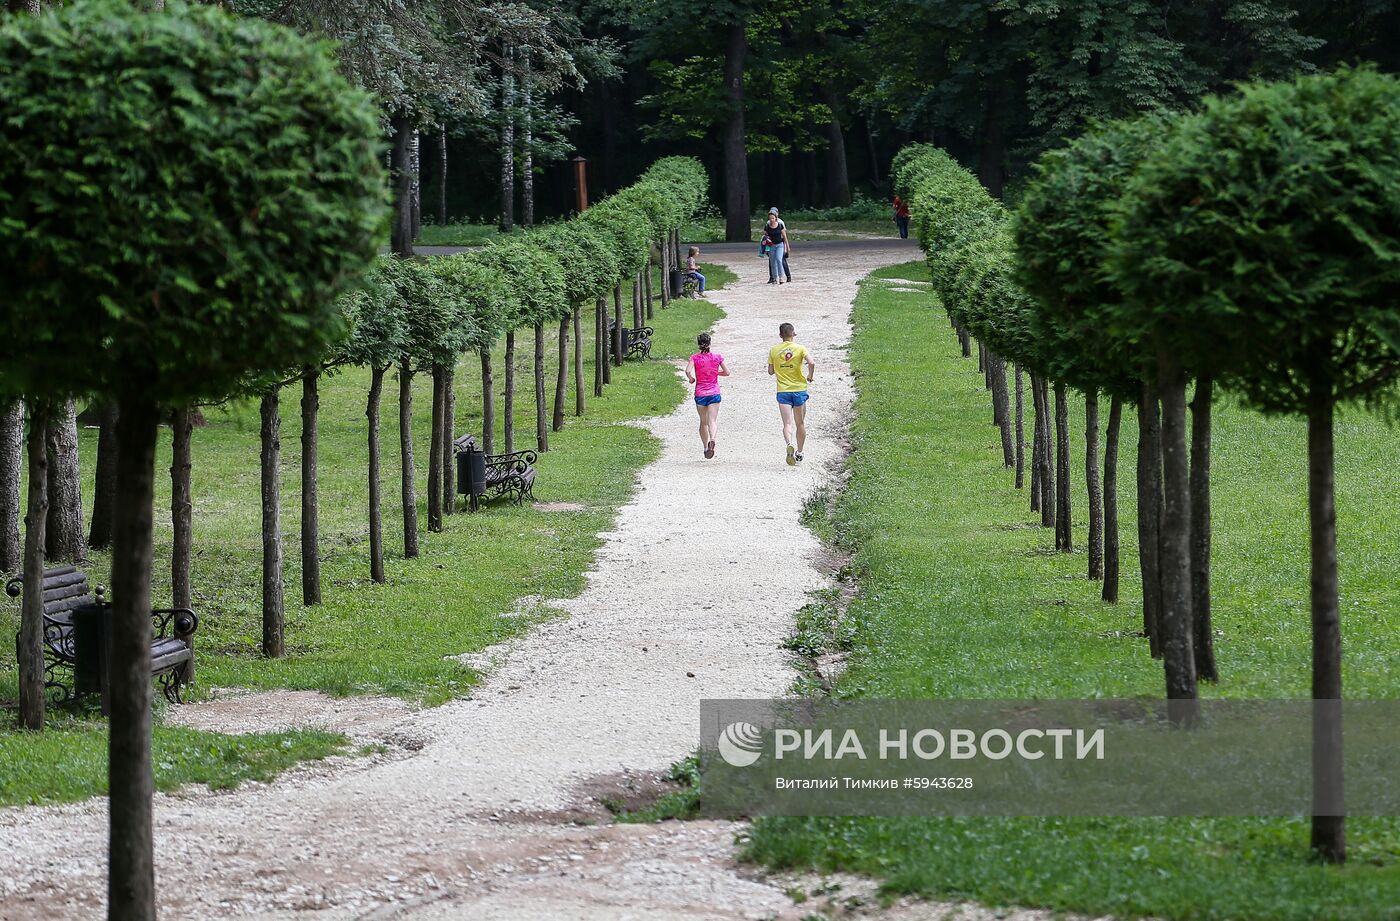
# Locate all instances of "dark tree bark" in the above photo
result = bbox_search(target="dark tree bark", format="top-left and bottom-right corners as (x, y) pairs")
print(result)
(390, 112), (415, 258)
(1103, 395), (1123, 603)
(633, 275), (642, 329)
(299, 373), (321, 605)
(1086, 390), (1103, 579)
(644, 256), (655, 320)
(534, 323), (548, 452)
(504, 331), (516, 454)
(427, 364), (444, 533)
(260, 390), (284, 659)
(437, 127), (448, 227)
(1139, 381), (1165, 656)
(1037, 377), (1054, 528)
(573, 305), (585, 416)
(108, 394), (159, 921)
(991, 356), (1013, 468)
(18, 400), (48, 730)
(367, 366), (387, 584)
(553, 316), (570, 432)
(88, 403), (119, 552)
(1030, 376), (1043, 513)
(1, 399), (23, 572)
(1054, 382), (1072, 552)
(820, 84), (852, 207)
(721, 22), (751, 242)
(977, 83), (1007, 199)
(45, 398), (85, 562)
(660, 244), (671, 310)
(1013, 366), (1024, 490)
(399, 360), (419, 558)
(1190, 377), (1217, 682)
(171, 407), (193, 613)
(1307, 394), (1345, 864)
(864, 114), (883, 185)
(442, 366), (456, 518)
(522, 53), (534, 228)
(959, 327), (972, 358)
(480, 350), (496, 454)
(409, 129), (421, 242)
(499, 60), (516, 233)
(594, 299), (605, 397)
(612, 284), (624, 367)
(1156, 347), (1198, 716)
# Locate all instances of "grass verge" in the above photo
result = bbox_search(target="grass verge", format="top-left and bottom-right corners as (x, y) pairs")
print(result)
(741, 262), (1400, 920)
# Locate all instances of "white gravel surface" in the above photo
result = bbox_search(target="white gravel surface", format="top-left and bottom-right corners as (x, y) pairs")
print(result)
(0, 242), (1058, 921)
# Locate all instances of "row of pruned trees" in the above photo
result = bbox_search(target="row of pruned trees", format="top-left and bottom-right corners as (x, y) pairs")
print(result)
(891, 66), (1400, 865)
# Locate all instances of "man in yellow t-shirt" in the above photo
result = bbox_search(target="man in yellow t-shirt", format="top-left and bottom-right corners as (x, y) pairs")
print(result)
(767, 322), (816, 466)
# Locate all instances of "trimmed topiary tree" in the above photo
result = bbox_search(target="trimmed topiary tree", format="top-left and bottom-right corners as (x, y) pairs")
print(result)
(1111, 66), (1400, 863)
(0, 3), (384, 915)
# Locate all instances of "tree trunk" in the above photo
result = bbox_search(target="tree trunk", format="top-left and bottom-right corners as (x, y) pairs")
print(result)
(722, 22), (751, 242)
(0, 399), (23, 572)
(298, 373), (321, 605)
(260, 390), (284, 659)
(522, 52), (534, 228)
(88, 403), (119, 553)
(573, 305), (585, 415)
(553, 316), (570, 432)
(390, 111), (415, 258)
(480, 350), (495, 455)
(427, 364), (444, 533)
(367, 366), (386, 584)
(45, 398), (85, 562)
(645, 256), (655, 320)
(594, 299), (605, 397)
(1156, 347), (1198, 716)
(1013, 366), (1024, 490)
(1103, 395), (1123, 603)
(1190, 377), (1217, 682)
(442, 366), (456, 517)
(534, 323), (548, 452)
(977, 81), (1007, 199)
(504, 330), (516, 454)
(409, 128), (421, 242)
(1139, 381), (1164, 656)
(1307, 394), (1345, 864)
(612, 284), (624, 367)
(18, 399), (48, 731)
(820, 85), (852, 207)
(399, 360), (419, 558)
(991, 356), (1013, 468)
(108, 394), (160, 921)
(500, 59), (516, 233)
(660, 244), (671, 309)
(633, 275), (643, 330)
(171, 407), (193, 613)
(1054, 382), (1072, 551)
(1037, 377), (1054, 528)
(437, 126), (448, 227)
(1086, 390), (1103, 579)
(1029, 376), (1042, 513)
(864, 113), (883, 184)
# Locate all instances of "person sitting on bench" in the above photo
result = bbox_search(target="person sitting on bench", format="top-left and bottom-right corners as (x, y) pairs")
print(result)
(686, 246), (707, 295)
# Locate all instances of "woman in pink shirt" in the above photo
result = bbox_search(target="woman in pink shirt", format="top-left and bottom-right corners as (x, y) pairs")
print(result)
(685, 332), (729, 459)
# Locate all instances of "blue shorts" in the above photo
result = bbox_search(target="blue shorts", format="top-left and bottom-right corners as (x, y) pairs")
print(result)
(695, 394), (722, 407)
(776, 391), (810, 407)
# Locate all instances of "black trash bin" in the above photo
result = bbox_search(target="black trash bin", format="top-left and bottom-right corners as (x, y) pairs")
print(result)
(69, 599), (112, 712)
(669, 269), (686, 298)
(456, 444), (488, 511)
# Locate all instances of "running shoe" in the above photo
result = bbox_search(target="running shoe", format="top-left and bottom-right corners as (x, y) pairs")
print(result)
(786, 445), (796, 466)
(705, 440), (715, 459)
(795, 452), (804, 463)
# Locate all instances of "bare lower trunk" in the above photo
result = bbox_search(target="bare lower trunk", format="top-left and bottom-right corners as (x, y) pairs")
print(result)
(1037, 377), (1054, 528)
(18, 400), (49, 730)
(437, 127), (448, 227)
(660, 243), (671, 309)
(535, 323), (548, 452)
(991, 356), (1013, 468)
(0, 399), (24, 571)
(573, 306), (585, 416)
(1156, 347), (1197, 717)
(300, 373), (321, 605)
(500, 62), (516, 233)
(390, 111), (414, 258)
(427, 365), (444, 533)
(108, 394), (159, 921)
(1307, 394), (1345, 863)
(260, 390), (284, 659)
(594, 299), (605, 396)
(553, 316), (569, 432)
(1086, 390), (1103, 579)
(504, 331), (516, 454)
(1190, 377), (1217, 682)
(1029, 376), (1042, 513)
(645, 257), (655, 320)
(171, 407), (193, 614)
(1054, 383), (1072, 552)
(399, 360), (419, 558)
(442, 366), (456, 517)
(820, 84), (852, 206)
(1103, 395), (1123, 603)
(45, 398), (85, 562)
(409, 129), (421, 242)
(522, 53), (534, 228)
(367, 366), (386, 584)
(480, 350), (496, 455)
(1139, 381), (1164, 656)
(88, 403), (119, 552)
(612, 284), (624, 367)
(1013, 366), (1024, 489)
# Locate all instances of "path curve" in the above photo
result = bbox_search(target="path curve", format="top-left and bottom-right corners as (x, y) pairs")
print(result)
(0, 240), (917, 920)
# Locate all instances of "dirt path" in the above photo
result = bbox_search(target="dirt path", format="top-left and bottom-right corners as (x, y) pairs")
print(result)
(0, 242), (922, 920)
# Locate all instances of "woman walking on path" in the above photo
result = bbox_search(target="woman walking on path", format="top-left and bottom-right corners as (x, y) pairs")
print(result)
(762, 211), (789, 284)
(893, 195), (910, 239)
(769, 207), (793, 282)
(686, 332), (729, 458)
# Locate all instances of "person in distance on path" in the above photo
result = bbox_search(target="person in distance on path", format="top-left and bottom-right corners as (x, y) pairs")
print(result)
(762, 210), (789, 284)
(686, 332), (729, 458)
(770, 206), (793, 282)
(767, 322), (815, 465)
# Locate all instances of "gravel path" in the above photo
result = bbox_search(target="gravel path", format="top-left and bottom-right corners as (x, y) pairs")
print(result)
(0, 243), (917, 920)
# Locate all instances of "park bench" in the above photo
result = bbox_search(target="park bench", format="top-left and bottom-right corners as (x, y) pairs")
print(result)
(453, 433), (538, 511)
(6, 565), (198, 710)
(606, 319), (654, 360)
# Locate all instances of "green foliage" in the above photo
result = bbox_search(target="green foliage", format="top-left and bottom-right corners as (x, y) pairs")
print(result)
(1109, 67), (1400, 413)
(0, 0), (385, 405)
(334, 256), (412, 370)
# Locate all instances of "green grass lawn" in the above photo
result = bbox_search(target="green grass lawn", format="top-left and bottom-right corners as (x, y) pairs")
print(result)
(0, 262), (734, 805)
(742, 263), (1400, 920)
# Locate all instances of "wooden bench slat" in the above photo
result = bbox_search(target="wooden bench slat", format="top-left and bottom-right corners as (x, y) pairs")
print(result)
(45, 594), (96, 615)
(44, 582), (92, 604)
(41, 571), (88, 592)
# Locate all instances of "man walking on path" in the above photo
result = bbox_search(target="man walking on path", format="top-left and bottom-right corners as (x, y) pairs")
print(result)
(768, 321), (815, 465)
